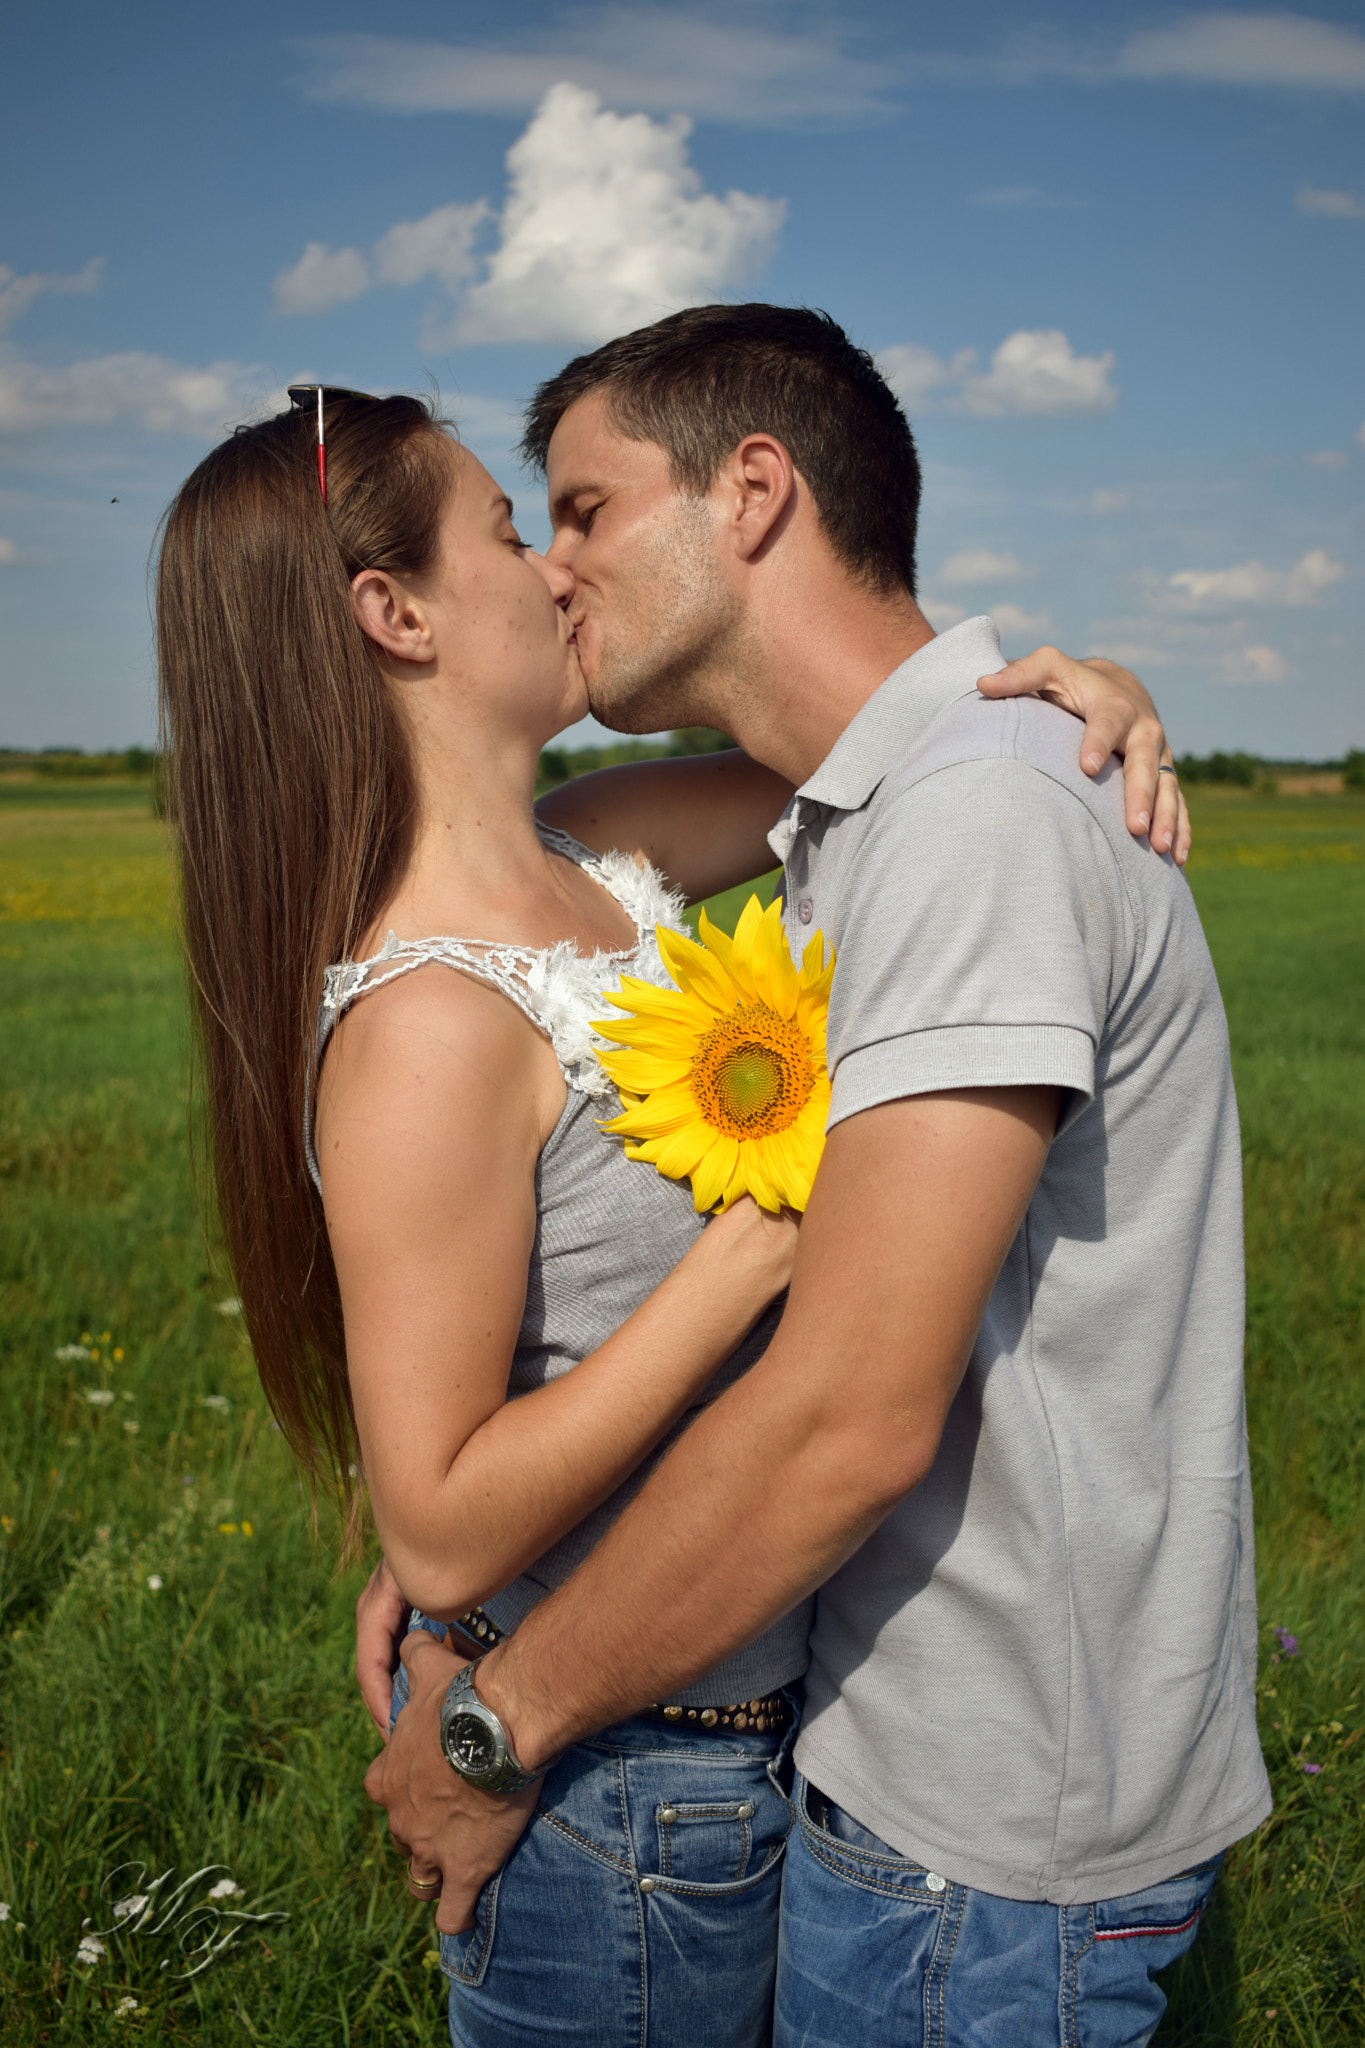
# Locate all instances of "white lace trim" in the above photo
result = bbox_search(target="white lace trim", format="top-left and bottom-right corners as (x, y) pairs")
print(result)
(320, 827), (688, 1099)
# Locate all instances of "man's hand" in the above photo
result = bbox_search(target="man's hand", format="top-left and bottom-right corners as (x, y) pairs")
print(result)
(363, 1630), (540, 1935)
(355, 1556), (411, 1740)
(978, 649), (1191, 866)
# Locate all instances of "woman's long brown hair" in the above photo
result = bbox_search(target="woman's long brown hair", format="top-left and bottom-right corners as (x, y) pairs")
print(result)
(156, 394), (451, 1535)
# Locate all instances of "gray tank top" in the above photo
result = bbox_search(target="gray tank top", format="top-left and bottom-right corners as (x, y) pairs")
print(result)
(308, 822), (812, 1706)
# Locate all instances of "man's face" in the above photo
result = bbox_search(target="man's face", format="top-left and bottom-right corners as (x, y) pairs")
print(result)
(543, 390), (744, 734)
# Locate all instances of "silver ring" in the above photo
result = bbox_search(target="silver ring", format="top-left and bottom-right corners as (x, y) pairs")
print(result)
(1158, 765), (1177, 776)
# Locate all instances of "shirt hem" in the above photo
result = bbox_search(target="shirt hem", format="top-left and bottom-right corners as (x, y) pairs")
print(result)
(827, 1023), (1096, 1133)
(795, 1731), (1273, 1904)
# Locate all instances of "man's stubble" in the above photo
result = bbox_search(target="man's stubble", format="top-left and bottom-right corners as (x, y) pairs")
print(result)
(583, 496), (761, 739)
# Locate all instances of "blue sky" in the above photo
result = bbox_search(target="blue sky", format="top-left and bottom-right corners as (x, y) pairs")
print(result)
(1, 1), (1361, 755)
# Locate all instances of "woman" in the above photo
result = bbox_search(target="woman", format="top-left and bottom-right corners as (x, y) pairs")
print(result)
(156, 388), (1182, 2046)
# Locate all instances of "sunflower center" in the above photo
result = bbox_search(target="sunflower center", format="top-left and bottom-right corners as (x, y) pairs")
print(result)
(690, 1003), (815, 1140)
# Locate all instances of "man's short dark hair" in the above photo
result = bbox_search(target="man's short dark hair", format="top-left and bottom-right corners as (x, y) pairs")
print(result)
(520, 304), (922, 598)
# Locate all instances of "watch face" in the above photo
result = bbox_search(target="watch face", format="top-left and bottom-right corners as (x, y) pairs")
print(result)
(446, 1711), (498, 1777)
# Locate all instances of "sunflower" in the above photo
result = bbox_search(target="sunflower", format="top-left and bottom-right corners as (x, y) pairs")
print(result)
(594, 894), (835, 1214)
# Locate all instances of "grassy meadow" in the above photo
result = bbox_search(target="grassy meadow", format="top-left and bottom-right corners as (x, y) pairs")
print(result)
(0, 780), (1362, 2044)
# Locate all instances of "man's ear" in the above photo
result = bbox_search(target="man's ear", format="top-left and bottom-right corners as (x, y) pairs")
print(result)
(716, 435), (795, 564)
(351, 568), (436, 667)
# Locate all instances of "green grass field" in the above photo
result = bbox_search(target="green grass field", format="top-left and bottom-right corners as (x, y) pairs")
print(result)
(1, 785), (1361, 2044)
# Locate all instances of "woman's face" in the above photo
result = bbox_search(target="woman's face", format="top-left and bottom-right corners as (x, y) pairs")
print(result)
(395, 442), (587, 742)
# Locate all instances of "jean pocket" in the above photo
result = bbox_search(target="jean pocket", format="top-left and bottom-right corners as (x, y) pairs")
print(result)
(654, 1775), (791, 1888)
(438, 1872), (501, 1988)
(1090, 1854), (1223, 1947)
(795, 1774), (946, 1903)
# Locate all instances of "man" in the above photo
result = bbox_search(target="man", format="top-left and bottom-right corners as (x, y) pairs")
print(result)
(364, 305), (1269, 2043)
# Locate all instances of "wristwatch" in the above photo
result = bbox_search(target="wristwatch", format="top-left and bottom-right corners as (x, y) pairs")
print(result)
(438, 1660), (541, 1794)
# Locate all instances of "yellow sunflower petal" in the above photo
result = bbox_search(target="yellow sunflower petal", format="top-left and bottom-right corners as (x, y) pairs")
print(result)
(689, 1132), (740, 1213)
(595, 1048), (693, 1093)
(654, 924), (739, 1013)
(602, 1081), (703, 1138)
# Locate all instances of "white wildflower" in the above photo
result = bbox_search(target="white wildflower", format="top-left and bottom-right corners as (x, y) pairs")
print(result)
(146, 1574), (163, 1592)
(76, 1933), (107, 1965)
(122, 1420), (140, 1435)
(206, 1877), (244, 1900)
(113, 1894), (149, 1921)
(0, 1901), (10, 1921)
(55, 1343), (92, 1360)
(114, 1998), (140, 2017)
(198, 1395), (230, 1413)
(84, 1389), (116, 1407)
(215, 1298), (242, 1317)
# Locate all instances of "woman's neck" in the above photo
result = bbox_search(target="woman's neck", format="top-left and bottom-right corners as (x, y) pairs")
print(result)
(366, 715), (634, 959)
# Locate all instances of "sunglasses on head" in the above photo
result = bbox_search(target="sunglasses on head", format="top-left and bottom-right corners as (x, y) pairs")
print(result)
(286, 384), (374, 503)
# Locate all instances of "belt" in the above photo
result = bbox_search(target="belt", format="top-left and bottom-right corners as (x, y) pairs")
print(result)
(641, 1694), (791, 1736)
(447, 1613), (791, 1738)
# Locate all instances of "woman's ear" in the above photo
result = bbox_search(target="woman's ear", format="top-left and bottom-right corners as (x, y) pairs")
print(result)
(350, 569), (436, 667)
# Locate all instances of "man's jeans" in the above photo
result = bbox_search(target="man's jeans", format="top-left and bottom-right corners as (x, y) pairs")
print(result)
(393, 1615), (799, 2046)
(776, 1774), (1222, 2048)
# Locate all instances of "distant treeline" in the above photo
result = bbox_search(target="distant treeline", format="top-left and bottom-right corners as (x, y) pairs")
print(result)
(1176, 748), (1364, 788)
(535, 726), (734, 790)
(4, 737), (1361, 792)
(0, 745), (157, 777)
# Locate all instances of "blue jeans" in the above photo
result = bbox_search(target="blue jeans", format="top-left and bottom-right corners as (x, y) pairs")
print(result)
(776, 1775), (1223, 2048)
(392, 1617), (799, 2046)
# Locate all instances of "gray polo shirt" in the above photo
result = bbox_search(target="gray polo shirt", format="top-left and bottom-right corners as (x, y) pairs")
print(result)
(775, 616), (1271, 1904)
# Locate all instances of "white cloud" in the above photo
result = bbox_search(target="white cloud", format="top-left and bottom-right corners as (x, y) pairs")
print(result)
(991, 603), (1053, 641)
(1216, 643), (1291, 685)
(0, 352), (260, 435)
(1296, 184), (1365, 218)
(273, 241), (371, 316)
(920, 597), (968, 632)
(1168, 548), (1343, 608)
(1088, 487), (1129, 513)
(454, 85), (784, 345)
(374, 201), (490, 290)
(940, 548), (1025, 585)
(971, 185), (1046, 207)
(0, 258), (102, 336)
(968, 185), (1079, 209)
(0, 536), (16, 563)
(1306, 449), (1347, 470)
(956, 330), (1117, 418)
(879, 330), (1116, 419)
(877, 344), (974, 411)
(1116, 12), (1365, 92)
(274, 85), (782, 346)
(294, 13), (893, 126)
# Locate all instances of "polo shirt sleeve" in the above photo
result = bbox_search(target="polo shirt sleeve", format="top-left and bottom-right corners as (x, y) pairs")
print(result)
(824, 757), (1128, 1135)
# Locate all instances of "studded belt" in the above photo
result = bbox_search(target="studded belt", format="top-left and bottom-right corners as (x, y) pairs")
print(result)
(641, 1693), (791, 1736)
(446, 1614), (790, 1738)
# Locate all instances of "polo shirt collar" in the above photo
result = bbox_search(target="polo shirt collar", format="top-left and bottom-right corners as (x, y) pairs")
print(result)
(797, 615), (1006, 815)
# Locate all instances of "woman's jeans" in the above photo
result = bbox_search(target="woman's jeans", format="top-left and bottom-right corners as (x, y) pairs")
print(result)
(776, 1774), (1224, 2048)
(392, 1616), (799, 2047)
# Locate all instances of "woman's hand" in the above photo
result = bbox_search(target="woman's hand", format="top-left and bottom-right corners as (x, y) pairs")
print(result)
(978, 649), (1191, 866)
(694, 1195), (800, 1316)
(356, 1555), (411, 1740)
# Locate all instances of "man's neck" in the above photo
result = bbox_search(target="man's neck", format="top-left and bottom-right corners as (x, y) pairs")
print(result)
(708, 587), (936, 788)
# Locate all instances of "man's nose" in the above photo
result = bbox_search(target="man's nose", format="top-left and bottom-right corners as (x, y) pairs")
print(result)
(532, 550), (576, 606)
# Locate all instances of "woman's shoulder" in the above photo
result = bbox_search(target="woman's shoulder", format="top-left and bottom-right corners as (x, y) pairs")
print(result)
(319, 953), (561, 1165)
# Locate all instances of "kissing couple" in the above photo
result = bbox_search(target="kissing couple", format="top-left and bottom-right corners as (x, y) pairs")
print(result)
(157, 303), (1269, 2046)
